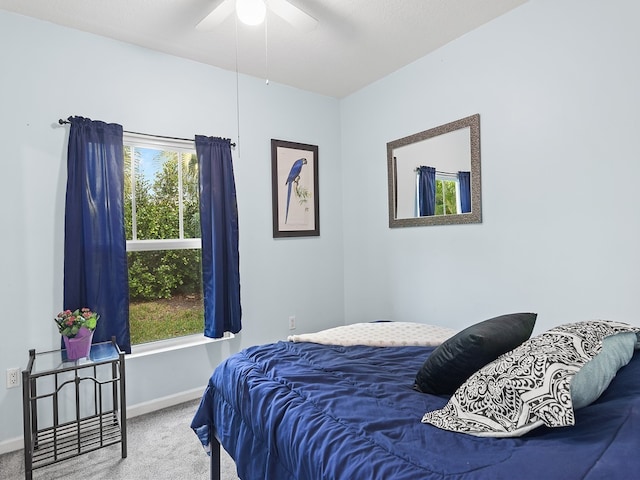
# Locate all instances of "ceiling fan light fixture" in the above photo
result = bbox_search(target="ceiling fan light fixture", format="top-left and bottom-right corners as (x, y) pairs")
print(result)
(236, 0), (267, 26)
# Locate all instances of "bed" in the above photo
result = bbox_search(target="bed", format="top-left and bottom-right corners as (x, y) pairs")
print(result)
(191, 318), (640, 479)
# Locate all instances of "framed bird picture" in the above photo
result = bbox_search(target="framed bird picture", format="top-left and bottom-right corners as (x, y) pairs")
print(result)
(271, 139), (320, 238)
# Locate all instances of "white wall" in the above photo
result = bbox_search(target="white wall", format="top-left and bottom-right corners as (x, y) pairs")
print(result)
(341, 0), (640, 332)
(0, 11), (344, 446)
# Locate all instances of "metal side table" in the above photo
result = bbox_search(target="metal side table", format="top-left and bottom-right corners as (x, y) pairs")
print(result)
(22, 337), (127, 480)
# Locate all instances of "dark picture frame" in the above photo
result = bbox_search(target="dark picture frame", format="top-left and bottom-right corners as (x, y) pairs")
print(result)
(271, 139), (319, 238)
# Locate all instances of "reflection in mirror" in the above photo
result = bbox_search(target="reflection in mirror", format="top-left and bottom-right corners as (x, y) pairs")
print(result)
(387, 114), (481, 228)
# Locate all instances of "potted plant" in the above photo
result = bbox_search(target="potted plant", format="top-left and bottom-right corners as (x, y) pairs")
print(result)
(54, 308), (100, 360)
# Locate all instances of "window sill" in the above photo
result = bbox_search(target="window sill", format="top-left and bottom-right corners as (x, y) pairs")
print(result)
(128, 332), (234, 358)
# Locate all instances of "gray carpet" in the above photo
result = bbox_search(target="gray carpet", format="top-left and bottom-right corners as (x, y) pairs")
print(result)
(0, 399), (239, 480)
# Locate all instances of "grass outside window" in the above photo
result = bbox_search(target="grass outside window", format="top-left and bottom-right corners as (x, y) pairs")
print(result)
(129, 295), (204, 345)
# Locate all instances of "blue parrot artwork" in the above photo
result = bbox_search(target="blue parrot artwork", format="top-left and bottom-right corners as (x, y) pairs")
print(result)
(284, 157), (307, 223)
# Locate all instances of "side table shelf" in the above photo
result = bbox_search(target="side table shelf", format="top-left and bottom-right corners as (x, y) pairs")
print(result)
(22, 337), (127, 480)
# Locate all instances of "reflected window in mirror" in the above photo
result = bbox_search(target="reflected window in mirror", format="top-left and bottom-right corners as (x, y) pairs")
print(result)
(387, 114), (481, 227)
(435, 172), (463, 215)
(411, 167), (470, 217)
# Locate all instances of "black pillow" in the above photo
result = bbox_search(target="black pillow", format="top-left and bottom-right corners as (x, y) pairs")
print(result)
(414, 312), (537, 395)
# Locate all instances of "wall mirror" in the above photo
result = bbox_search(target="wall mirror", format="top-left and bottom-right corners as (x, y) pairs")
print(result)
(387, 114), (481, 228)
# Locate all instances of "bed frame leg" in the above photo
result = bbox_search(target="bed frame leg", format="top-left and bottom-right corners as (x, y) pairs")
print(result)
(210, 437), (221, 480)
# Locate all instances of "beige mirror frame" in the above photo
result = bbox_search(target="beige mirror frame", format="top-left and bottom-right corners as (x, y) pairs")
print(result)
(387, 114), (481, 228)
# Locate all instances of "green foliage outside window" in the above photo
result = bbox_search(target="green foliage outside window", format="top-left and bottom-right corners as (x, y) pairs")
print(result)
(127, 250), (202, 300)
(124, 147), (203, 302)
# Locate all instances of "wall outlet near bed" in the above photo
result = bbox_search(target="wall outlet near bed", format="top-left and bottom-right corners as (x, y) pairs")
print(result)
(6, 367), (20, 389)
(289, 316), (296, 330)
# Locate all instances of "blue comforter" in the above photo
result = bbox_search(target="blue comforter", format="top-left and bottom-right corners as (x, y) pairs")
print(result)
(192, 341), (640, 479)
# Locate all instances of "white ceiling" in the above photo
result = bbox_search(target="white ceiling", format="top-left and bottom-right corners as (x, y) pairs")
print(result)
(0, 0), (528, 98)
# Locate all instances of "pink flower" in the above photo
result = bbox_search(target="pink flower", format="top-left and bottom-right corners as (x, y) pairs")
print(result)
(55, 307), (99, 337)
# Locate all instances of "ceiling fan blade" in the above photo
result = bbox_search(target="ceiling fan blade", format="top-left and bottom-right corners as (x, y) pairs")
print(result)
(196, 0), (235, 30)
(267, 0), (318, 31)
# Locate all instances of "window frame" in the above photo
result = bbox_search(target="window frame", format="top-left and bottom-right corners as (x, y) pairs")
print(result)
(123, 133), (208, 349)
(124, 133), (199, 244)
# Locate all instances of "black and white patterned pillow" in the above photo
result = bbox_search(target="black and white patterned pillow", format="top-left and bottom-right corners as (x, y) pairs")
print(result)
(421, 320), (640, 437)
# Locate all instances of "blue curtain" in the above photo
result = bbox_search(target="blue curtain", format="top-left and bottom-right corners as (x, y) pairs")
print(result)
(458, 171), (471, 213)
(195, 136), (242, 338)
(417, 166), (436, 216)
(63, 116), (131, 353)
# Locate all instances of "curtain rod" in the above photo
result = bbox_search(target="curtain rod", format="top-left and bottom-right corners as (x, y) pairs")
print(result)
(413, 167), (459, 175)
(58, 119), (236, 147)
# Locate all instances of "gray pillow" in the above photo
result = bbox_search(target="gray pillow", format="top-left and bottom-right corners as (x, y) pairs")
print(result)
(570, 331), (637, 409)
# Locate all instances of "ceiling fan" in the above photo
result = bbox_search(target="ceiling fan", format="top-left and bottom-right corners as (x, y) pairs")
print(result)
(197, 0), (318, 31)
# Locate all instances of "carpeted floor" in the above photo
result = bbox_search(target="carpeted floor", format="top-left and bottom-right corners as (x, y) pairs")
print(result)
(0, 399), (239, 480)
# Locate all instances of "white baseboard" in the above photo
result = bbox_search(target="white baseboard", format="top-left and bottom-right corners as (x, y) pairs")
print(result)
(0, 437), (22, 456)
(125, 386), (205, 418)
(0, 386), (206, 456)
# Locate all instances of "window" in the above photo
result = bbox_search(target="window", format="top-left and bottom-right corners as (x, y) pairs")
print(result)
(123, 134), (204, 345)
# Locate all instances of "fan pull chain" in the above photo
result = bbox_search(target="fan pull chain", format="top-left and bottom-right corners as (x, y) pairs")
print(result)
(265, 13), (269, 85)
(235, 12), (241, 155)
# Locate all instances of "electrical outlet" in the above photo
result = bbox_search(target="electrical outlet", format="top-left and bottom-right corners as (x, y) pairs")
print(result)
(6, 368), (20, 389)
(288, 315), (296, 330)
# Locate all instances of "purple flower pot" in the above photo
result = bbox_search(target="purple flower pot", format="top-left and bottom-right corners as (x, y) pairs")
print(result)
(63, 326), (94, 360)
